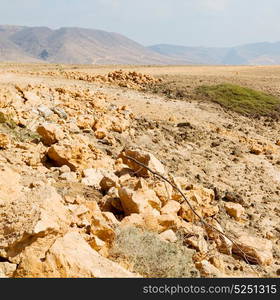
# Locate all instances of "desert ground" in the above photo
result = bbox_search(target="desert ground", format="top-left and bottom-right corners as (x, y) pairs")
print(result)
(0, 63), (279, 278)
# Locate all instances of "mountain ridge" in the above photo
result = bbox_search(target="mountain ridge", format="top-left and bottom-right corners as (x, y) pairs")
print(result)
(0, 25), (176, 65)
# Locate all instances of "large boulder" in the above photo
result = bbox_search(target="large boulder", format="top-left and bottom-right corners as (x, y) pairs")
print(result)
(42, 232), (138, 278)
(47, 142), (103, 171)
(233, 234), (273, 266)
(0, 168), (70, 263)
(118, 187), (161, 215)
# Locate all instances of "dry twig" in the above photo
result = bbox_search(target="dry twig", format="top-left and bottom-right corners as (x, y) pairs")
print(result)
(123, 154), (261, 275)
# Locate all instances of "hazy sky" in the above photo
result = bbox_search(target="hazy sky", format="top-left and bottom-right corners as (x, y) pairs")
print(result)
(1, 0), (280, 47)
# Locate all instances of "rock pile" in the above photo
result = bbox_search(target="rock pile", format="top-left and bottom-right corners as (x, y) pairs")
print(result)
(13, 69), (162, 90)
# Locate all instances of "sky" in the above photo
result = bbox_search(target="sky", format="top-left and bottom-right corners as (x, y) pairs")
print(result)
(1, 0), (280, 47)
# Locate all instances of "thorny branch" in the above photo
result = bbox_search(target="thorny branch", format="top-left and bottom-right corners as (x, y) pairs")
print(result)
(123, 154), (261, 275)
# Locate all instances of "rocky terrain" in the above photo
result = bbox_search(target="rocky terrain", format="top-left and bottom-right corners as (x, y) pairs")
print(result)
(0, 64), (279, 278)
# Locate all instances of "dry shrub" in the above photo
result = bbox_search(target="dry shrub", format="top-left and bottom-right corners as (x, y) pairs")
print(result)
(109, 226), (199, 278)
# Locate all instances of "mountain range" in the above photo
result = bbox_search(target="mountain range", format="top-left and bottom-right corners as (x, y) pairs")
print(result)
(149, 43), (280, 65)
(1, 25), (280, 65)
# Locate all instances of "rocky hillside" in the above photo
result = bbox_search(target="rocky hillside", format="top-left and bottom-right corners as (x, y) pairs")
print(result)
(0, 66), (279, 278)
(0, 25), (174, 65)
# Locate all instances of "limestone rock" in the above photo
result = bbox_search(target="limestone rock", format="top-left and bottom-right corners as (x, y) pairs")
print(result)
(59, 172), (77, 182)
(43, 232), (138, 278)
(250, 146), (262, 155)
(59, 165), (71, 174)
(0, 133), (10, 149)
(100, 172), (119, 192)
(52, 107), (68, 119)
(38, 104), (53, 118)
(118, 187), (161, 215)
(196, 260), (226, 278)
(37, 123), (64, 146)
(82, 168), (104, 188)
(47, 142), (102, 171)
(225, 202), (245, 220)
(93, 115), (130, 134)
(233, 235), (273, 265)
(179, 186), (218, 222)
(23, 91), (42, 106)
(89, 202), (116, 243)
(120, 214), (145, 228)
(157, 214), (181, 231)
(0, 171), (70, 263)
(95, 129), (107, 139)
(153, 181), (173, 203)
(81, 168), (117, 190)
(205, 220), (233, 255)
(0, 262), (17, 278)
(161, 200), (181, 215)
(159, 230), (177, 243)
(185, 235), (208, 253)
(89, 235), (106, 252)
(102, 212), (120, 227)
(119, 149), (165, 177)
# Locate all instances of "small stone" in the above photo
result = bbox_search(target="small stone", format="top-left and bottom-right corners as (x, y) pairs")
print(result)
(73, 204), (89, 217)
(0, 262), (17, 278)
(59, 165), (71, 174)
(100, 172), (119, 192)
(196, 260), (225, 278)
(250, 146), (262, 155)
(59, 172), (77, 182)
(81, 168), (104, 188)
(157, 214), (181, 231)
(160, 200), (181, 215)
(0, 133), (10, 149)
(120, 214), (145, 228)
(159, 230), (177, 243)
(38, 105), (53, 118)
(52, 107), (68, 119)
(224, 202), (245, 220)
(95, 129), (107, 139)
(68, 122), (80, 134)
(89, 235), (106, 251)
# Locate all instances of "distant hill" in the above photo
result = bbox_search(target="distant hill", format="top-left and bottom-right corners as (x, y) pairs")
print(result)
(148, 44), (228, 65)
(149, 42), (280, 65)
(0, 25), (176, 65)
(1, 25), (280, 65)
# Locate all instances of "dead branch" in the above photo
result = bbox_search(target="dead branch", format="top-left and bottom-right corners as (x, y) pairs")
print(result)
(123, 154), (261, 274)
